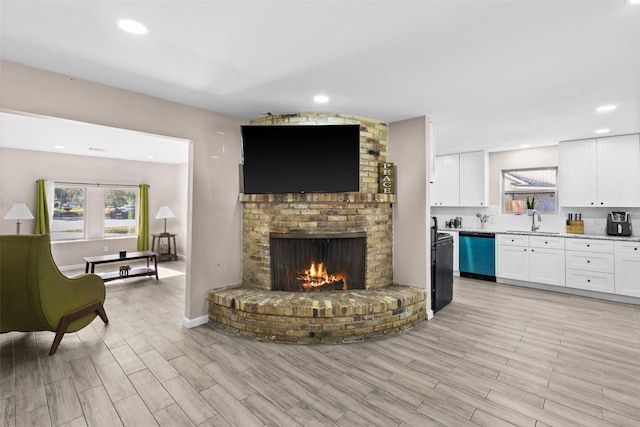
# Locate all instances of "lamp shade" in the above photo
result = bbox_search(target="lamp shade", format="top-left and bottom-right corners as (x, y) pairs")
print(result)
(4, 203), (34, 220)
(155, 206), (176, 219)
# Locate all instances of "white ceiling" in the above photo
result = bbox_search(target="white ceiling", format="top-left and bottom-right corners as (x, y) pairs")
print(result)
(1, 0), (639, 157)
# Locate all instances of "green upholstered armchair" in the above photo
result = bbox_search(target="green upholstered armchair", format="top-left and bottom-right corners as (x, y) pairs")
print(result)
(0, 234), (108, 355)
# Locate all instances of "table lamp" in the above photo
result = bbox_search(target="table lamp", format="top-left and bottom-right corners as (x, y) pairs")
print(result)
(155, 206), (175, 236)
(4, 203), (35, 234)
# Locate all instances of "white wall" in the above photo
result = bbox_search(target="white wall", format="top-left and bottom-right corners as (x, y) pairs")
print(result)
(0, 60), (246, 322)
(0, 147), (187, 266)
(489, 145), (558, 206)
(388, 116), (430, 306)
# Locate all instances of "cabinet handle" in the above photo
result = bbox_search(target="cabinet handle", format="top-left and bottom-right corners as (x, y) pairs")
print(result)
(545, 241), (548, 244)
(635, 248), (638, 251)
(531, 249), (535, 252)
(590, 202), (594, 205)
(600, 202), (604, 205)
(587, 279), (591, 283)
(587, 244), (590, 247)
(587, 260), (590, 263)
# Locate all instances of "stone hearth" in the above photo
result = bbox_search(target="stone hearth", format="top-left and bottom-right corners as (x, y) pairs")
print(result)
(207, 113), (427, 342)
(207, 285), (426, 342)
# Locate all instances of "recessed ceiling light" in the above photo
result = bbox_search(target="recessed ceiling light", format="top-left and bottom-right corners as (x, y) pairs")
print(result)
(520, 144), (531, 149)
(54, 145), (64, 149)
(628, 0), (640, 4)
(313, 95), (329, 103)
(595, 128), (610, 134)
(146, 155), (155, 159)
(596, 104), (617, 113)
(117, 19), (148, 35)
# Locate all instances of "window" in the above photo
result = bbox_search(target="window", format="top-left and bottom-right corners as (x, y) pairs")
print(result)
(503, 167), (557, 214)
(52, 186), (86, 240)
(104, 188), (137, 237)
(51, 184), (138, 241)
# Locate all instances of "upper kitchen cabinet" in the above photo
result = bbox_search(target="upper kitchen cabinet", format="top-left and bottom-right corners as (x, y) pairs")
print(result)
(559, 134), (640, 207)
(459, 151), (488, 207)
(431, 151), (488, 207)
(431, 154), (460, 206)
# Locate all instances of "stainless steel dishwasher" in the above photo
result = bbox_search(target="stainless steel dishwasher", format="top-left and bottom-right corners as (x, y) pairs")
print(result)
(459, 231), (496, 282)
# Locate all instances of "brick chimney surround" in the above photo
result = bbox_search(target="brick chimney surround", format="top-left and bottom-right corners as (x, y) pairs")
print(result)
(207, 113), (426, 342)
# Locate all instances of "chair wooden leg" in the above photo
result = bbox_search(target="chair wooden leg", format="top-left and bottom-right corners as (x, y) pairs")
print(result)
(49, 301), (109, 355)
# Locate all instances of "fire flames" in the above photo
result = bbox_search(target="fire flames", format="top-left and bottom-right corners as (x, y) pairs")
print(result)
(297, 261), (347, 291)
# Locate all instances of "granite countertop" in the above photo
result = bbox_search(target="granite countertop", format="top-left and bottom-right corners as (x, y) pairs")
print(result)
(438, 227), (640, 243)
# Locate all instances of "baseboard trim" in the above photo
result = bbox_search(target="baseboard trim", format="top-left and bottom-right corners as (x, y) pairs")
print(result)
(497, 277), (640, 305)
(182, 315), (209, 329)
(58, 263), (86, 272)
(426, 309), (434, 320)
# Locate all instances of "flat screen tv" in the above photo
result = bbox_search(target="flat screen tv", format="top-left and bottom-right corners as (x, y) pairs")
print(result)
(241, 124), (360, 194)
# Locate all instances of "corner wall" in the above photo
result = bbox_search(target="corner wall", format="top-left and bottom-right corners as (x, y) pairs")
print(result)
(388, 117), (430, 305)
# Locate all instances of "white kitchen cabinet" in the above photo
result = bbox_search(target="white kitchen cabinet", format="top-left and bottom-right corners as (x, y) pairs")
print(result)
(596, 134), (640, 207)
(529, 237), (565, 287)
(614, 241), (640, 298)
(432, 151), (487, 207)
(559, 134), (640, 207)
(459, 151), (488, 207)
(565, 238), (614, 293)
(566, 270), (615, 294)
(565, 238), (614, 253)
(558, 139), (596, 207)
(497, 234), (565, 286)
(431, 154), (459, 206)
(565, 251), (614, 274)
(497, 244), (530, 281)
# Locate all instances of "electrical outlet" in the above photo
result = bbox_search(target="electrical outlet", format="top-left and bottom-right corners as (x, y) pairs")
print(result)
(104, 246), (109, 252)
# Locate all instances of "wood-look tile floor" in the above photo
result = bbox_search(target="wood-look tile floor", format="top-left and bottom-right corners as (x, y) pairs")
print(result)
(2, 264), (640, 427)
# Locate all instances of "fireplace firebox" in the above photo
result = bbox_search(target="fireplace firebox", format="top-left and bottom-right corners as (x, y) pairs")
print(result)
(270, 232), (366, 292)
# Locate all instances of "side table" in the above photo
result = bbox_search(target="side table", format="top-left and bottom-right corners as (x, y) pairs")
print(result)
(151, 233), (178, 262)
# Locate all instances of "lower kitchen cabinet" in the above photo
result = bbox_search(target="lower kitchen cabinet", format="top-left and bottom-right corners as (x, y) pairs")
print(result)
(495, 233), (640, 302)
(496, 234), (565, 286)
(530, 247), (566, 286)
(565, 238), (614, 293)
(497, 244), (529, 281)
(615, 241), (640, 298)
(566, 270), (615, 293)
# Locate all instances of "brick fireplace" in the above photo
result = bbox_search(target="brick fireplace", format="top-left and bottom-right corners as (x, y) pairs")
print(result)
(207, 113), (426, 342)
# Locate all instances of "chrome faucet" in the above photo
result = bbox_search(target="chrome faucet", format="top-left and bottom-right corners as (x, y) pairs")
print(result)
(531, 210), (542, 232)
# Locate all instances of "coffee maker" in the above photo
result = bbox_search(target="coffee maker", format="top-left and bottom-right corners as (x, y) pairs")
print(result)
(606, 212), (632, 236)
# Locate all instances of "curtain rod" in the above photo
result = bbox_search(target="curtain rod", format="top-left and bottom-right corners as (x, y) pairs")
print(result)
(37, 180), (148, 189)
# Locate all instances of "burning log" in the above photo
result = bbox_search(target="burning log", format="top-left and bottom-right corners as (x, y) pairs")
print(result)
(297, 261), (347, 292)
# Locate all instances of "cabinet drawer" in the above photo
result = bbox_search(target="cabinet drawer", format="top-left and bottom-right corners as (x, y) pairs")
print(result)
(565, 238), (613, 253)
(566, 251), (614, 273)
(614, 241), (640, 257)
(497, 234), (529, 247)
(566, 269), (614, 293)
(529, 236), (565, 250)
